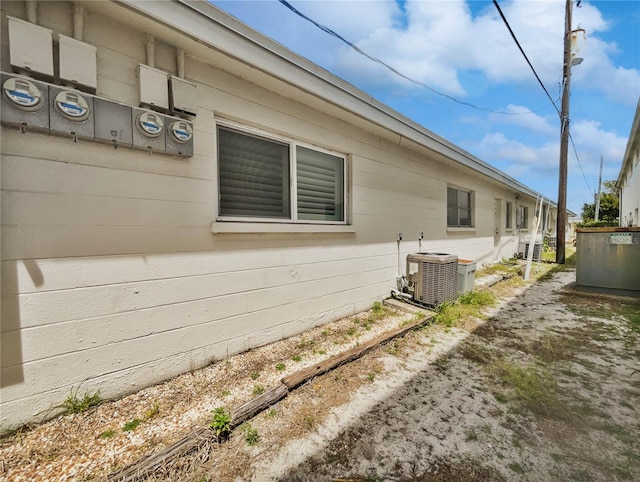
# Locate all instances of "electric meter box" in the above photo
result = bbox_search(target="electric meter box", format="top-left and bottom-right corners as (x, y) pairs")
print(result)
(138, 64), (169, 111)
(165, 116), (194, 157)
(94, 98), (133, 146)
(1, 73), (50, 131)
(59, 34), (98, 92)
(132, 107), (166, 153)
(169, 75), (198, 116)
(7, 16), (54, 80)
(49, 86), (94, 140)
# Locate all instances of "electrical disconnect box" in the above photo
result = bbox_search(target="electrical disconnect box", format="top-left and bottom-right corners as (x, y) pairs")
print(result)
(7, 16), (54, 81)
(49, 86), (94, 140)
(165, 117), (193, 157)
(94, 98), (133, 146)
(169, 75), (198, 116)
(1, 73), (50, 131)
(132, 108), (166, 153)
(138, 64), (169, 111)
(59, 34), (98, 93)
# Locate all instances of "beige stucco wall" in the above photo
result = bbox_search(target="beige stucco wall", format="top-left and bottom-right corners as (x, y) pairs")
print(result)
(0, 0), (539, 430)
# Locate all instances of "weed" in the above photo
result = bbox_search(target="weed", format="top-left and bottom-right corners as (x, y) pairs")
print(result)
(252, 384), (265, 396)
(371, 301), (383, 313)
(275, 363), (286, 371)
(465, 428), (478, 441)
(100, 430), (116, 439)
(507, 462), (525, 474)
(316, 349), (327, 355)
(386, 341), (400, 355)
(209, 407), (232, 440)
(143, 401), (160, 420)
(550, 452), (564, 463)
(221, 389), (231, 397)
(267, 409), (277, 418)
(251, 372), (260, 380)
(56, 388), (102, 414)
(462, 343), (495, 365)
(366, 372), (375, 383)
(292, 355), (302, 362)
(242, 423), (260, 446)
(122, 419), (141, 432)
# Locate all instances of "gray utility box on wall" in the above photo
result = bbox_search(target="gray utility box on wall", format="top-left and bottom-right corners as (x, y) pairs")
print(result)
(407, 252), (458, 306)
(576, 227), (640, 297)
(457, 259), (476, 294)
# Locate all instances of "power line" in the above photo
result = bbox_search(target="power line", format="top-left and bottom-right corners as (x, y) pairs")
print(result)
(277, 0), (549, 116)
(492, 0), (560, 117)
(493, 0), (593, 197)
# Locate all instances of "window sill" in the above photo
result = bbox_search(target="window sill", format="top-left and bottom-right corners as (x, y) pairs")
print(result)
(211, 221), (356, 234)
(447, 227), (476, 233)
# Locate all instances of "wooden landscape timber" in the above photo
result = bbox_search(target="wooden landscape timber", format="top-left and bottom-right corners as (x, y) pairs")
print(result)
(108, 308), (434, 482)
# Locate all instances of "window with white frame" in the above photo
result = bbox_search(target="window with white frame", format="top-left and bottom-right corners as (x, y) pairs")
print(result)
(217, 125), (346, 223)
(447, 186), (473, 227)
(517, 205), (529, 228)
(506, 201), (513, 229)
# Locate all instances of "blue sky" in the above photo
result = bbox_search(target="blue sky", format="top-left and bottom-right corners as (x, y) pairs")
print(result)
(210, 0), (640, 215)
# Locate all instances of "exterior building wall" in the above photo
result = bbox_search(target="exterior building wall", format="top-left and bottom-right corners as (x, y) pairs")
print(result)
(1, 0), (542, 430)
(618, 101), (640, 227)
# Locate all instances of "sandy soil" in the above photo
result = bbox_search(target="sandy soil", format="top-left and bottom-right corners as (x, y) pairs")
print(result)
(1, 261), (638, 482)
(254, 269), (640, 482)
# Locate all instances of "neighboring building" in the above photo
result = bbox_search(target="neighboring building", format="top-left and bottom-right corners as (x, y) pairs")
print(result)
(0, 0), (560, 430)
(617, 99), (640, 227)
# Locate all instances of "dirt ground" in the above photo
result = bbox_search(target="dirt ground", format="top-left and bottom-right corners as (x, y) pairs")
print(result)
(1, 258), (639, 482)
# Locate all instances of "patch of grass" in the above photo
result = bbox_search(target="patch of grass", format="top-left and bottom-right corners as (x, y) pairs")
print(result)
(242, 423), (259, 446)
(465, 427), (479, 441)
(493, 392), (508, 403)
(507, 462), (525, 474)
(251, 372), (260, 380)
(462, 343), (495, 365)
(275, 362), (286, 371)
(488, 360), (561, 416)
(601, 422), (634, 445)
(252, 384), (265, 396)
(122, 419), (141, 432)
(550, 452), (564, 463)
(366, 372), (376, 383)
(100, 429), (116, 439)
(221, 389), (231, 397)
(291, 355), (302, 362)
(458, 290), (496, 307)
(56, 388), (102, 414)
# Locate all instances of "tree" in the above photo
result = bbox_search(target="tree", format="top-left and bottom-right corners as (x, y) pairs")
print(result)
(580, 180), (619, 226)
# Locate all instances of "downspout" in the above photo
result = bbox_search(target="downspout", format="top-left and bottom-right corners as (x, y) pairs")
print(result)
(25, 0), (37, 24)
(73, 4), (85, 41)
(145, 34), (155, 68)
(177, 48), (185, 78)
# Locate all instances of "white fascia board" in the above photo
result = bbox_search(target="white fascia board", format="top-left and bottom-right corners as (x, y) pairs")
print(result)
(121, 0), (547, 201)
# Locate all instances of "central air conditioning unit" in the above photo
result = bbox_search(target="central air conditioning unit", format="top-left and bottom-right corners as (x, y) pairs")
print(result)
(406, 252), (458, 306)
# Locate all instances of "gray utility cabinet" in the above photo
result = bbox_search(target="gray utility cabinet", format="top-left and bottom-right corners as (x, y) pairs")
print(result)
(576, 227), (640, 297)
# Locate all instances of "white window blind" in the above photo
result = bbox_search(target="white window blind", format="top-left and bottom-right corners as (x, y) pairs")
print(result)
(296, 146), (344, 222)
(218, 128), (290, 218)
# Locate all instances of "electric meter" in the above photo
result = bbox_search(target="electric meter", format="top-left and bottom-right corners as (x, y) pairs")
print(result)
(136, 111), (164, 138)
(54, 89), (90, 121)
(2, 77), (44, 111)
(169, 120), (193, 143)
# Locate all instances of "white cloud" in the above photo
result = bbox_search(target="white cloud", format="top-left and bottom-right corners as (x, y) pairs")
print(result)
(490, 105), (557, 134)
(324, 0), (639, 105)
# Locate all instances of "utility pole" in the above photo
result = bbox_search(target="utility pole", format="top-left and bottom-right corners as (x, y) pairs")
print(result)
(556, 0), (572, 264)
(595, 155), (603, 222)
